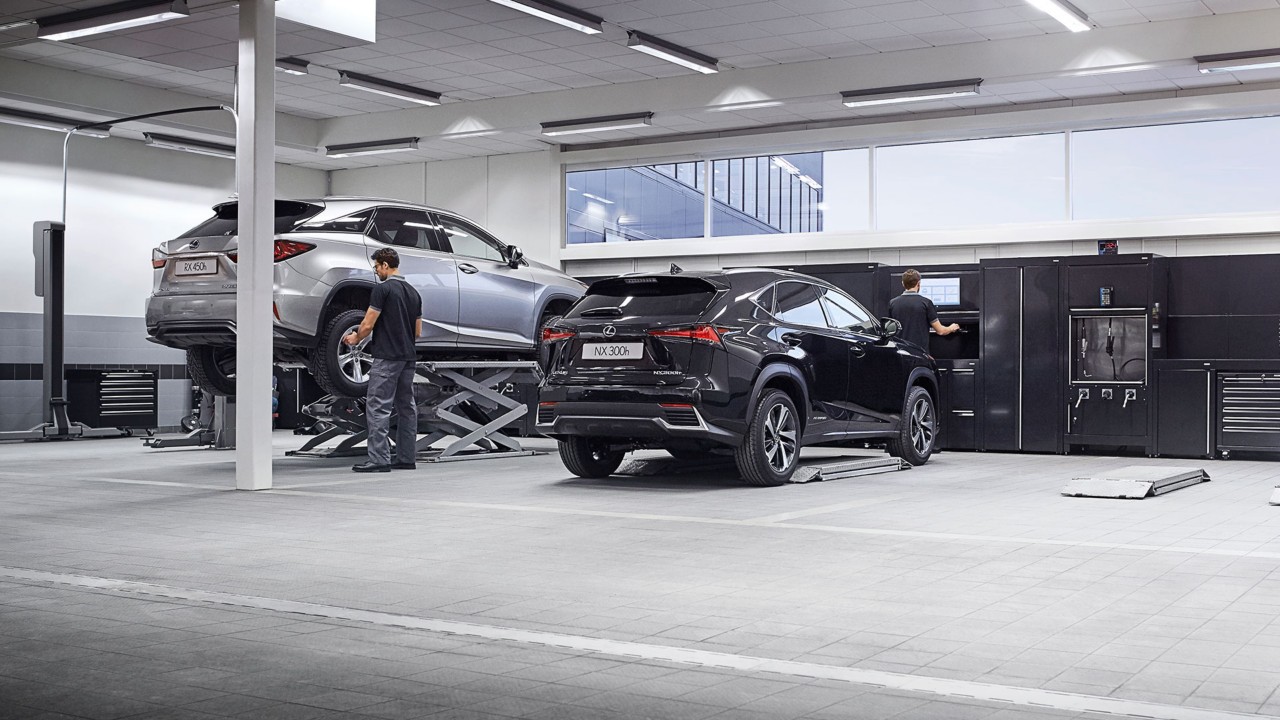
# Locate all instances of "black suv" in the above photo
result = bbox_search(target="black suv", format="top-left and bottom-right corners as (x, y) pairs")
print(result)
(538, 269), (940, 486)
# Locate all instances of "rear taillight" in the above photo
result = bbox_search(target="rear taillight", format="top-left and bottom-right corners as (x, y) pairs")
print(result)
(227, 240), (315, 263)
(648, 324), (724, 345)
(151, 249), (166, 269)
(542, 327), (577, 342)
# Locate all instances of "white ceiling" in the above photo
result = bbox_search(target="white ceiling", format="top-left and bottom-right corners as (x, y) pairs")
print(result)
(2, 0), (1280, 169)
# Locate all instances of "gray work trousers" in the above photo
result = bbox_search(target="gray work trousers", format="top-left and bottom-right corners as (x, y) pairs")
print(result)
(366, 358), (418, 466)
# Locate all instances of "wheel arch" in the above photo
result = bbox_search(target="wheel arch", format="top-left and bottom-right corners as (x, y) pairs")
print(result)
(749, 361), (810, 430)
(907, 367), (939, 406)
(317, 280), (375, 339)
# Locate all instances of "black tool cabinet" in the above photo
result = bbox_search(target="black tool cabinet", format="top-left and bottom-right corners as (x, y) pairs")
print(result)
(66, 369), (157, 431)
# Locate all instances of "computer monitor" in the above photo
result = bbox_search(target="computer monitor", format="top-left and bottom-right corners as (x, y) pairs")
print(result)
(919, 277), (961, 307)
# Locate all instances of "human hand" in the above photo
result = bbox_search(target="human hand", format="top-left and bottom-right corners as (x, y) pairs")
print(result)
(948, 323), (960, 333)
(344, 332), (359, 346)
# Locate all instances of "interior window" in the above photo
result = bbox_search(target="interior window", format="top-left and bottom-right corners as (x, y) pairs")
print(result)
(773, 281), (827, 327)
(297, 211), (372, 234)
(820, 288), (878, 333)
(436, 215), (506, 262)
(368, 208), (436, 250)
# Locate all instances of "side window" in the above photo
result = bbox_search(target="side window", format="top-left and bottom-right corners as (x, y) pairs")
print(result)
(774, 281), (826, 327)
(297, 211), (372, 234)
(753, 284), (776, 316)
(820, 288), (878, 333)
(368, 208), (436, 250)
(436, 215), (506, 262)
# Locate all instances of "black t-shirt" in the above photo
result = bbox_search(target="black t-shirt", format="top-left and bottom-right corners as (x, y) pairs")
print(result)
(888, 291), (938, 351)
(368, 276), (422, 361)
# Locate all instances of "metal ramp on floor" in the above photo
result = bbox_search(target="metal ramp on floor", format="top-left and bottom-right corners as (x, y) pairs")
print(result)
(1270, 487), (1280, 506)
(614, 454), (910, 483)
(1061, 465), (1210, 499)
(789, 456), (911, 483)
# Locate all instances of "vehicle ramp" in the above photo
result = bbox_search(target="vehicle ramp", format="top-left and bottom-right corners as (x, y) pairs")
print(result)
(1061, 465), (1209, 499)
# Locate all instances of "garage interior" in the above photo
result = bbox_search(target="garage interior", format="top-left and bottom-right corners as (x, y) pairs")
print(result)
(3, 1), (1280, 719)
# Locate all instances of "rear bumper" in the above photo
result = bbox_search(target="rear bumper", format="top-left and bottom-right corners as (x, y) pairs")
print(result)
(537, 385), (740, 446)
(145, 294), (314, 350)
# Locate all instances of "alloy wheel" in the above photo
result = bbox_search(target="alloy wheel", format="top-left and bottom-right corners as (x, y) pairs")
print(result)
(337, 322), (372, 384)
(762, 402), (798, 473)
(909, 396), (935, 455)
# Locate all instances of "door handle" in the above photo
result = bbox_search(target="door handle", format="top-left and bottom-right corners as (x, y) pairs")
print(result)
(458, 263), (478, 274)
(780, 333), (802, 347)
(849, 343), (866, 358)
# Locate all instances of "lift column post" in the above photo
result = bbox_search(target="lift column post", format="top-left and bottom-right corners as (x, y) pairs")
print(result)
(33, 221), (71, 435)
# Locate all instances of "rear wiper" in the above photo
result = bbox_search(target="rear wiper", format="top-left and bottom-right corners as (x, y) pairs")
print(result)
(580, 307), (623, 318)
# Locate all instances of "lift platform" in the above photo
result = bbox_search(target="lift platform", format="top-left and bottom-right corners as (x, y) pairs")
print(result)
(1061, 465), (1210, 499)
(287, 360), (543, 463)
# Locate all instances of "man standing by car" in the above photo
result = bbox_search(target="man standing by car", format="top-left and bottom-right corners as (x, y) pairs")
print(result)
(889, 269), (960, 351)
(345, 248), (423, 473)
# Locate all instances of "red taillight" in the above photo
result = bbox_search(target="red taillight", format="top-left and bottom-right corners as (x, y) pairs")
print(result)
(659, 403), (693, 408)
(539, 402), (557, 407)
(152, 258), (166, 269)
(648, 324), (722, 345)
(542, 327), (576, 342)
(227, 240), (315, 264)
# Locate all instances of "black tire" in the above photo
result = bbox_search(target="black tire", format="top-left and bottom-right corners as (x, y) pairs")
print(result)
(559, 437), (625, 478)
(187, 346), (236, 397)
(734, 389), (801, 486)
(311, 309), (373, 398)
(887, 385), (936, 466)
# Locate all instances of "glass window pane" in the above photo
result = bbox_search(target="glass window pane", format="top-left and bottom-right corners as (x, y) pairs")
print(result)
(774, 281), (826, 327)
(876, 134), (1066, 230)
(712, 159), (729, 203)
(820, 288), (876, 333)
(1072, 117), (1280, 220)
(566, 163), (707, 244)
(707, 150), (867, 238)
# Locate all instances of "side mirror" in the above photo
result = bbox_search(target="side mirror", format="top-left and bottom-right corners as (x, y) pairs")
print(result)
(506, 245), (524, 269)
(881, 318), (901, 338)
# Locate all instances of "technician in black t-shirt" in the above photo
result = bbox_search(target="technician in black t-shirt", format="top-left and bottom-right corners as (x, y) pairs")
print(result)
(344, 247), (423, 473)
(887, 269), (960, 351)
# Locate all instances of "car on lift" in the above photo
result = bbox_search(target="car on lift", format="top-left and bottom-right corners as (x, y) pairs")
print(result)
(146, 197), (587, 398)
(537, 269), (939, 485)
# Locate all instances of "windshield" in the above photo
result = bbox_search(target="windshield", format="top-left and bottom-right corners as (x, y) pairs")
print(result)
(178, 200), (323, 238)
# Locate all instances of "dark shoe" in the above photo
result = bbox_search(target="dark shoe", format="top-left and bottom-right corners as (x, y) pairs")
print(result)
(352, 462), (390, 473)
(391, 462), (417, 470)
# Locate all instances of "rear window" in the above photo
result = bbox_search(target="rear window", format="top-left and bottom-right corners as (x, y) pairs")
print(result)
(179, 200), (322, 238)
(569, 276), (720, 318)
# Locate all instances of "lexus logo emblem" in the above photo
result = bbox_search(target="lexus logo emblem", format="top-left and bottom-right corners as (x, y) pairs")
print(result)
(603, 325), (617, 338)
(189, 239), (200, 249)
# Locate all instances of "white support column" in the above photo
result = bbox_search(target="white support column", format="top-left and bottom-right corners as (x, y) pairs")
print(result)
(235, 0), (276, 490)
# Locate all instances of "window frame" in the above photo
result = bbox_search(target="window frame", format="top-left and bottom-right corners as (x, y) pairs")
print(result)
(432, 212), (510, 263)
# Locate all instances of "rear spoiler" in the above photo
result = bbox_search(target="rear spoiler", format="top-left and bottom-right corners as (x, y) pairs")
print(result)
(211, 199), (323, 219)
(587, 275), (728, 295)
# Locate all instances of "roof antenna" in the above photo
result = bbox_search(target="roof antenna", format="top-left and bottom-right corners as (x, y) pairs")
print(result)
(670, 263), (682, 274)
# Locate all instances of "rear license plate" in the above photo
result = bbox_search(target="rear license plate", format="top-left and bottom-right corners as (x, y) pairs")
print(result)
(583, 342), (643, 361)
(174, 258), (217, 276)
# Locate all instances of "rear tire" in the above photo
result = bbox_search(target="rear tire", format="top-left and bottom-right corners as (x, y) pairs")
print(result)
(559, 437), (625, 478)
(734, 389), (801, 486)
(887, 386), (936, 466)
(310, 309), (373, 398)
(187, 346), (236, 397)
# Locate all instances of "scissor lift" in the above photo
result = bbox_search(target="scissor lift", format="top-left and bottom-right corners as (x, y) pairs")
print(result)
(287, 360), (544, 462)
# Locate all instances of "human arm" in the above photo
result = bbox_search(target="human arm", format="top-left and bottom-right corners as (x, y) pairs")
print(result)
(344, 307), (381, 345)
(415, 317), (423, 338)
(930, 319), (961, 335)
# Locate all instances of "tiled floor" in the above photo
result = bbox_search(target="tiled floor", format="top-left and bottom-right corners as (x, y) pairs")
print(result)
(1, 432), (1278, 719)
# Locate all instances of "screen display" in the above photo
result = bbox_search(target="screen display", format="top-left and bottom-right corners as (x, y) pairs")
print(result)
(919, 277), (961, 306)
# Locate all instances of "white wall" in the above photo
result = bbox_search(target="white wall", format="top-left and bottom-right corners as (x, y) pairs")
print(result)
(0, 123), (326, 317)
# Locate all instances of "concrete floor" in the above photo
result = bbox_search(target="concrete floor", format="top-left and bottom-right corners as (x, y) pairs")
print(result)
(2, 431), (1279, 720)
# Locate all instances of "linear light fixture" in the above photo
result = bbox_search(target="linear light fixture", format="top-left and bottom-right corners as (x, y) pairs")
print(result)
(144, 132), (234, 159)
(0, 108), (111, 136)
(841, 78), (982, 108)
(275, 57), (310, 76)
(325, 137), (420, 158)
(627, 31), (719, 74)
(38, 0), (189, 41)
(541, 111), (653, 136)
(338, 72), (442, 106)
(1025, 0), (1091, 33)
(1196, 49), (1280, 74)
(486, 0), (603, 34)
(707, 100), (783, 112)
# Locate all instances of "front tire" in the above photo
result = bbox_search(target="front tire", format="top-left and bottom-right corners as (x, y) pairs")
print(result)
(887, 386), (936, 466)
(559, 437), (625, 478)
(310, 309), (373, 398)
(187, 346), (236, 397)
(735, 389), (801, 486)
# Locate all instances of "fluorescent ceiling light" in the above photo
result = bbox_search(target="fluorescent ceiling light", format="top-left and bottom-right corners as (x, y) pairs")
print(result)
(1025, 0), (1091, 33)
(0, 108), (110, 136)
(38, 0), (189, 41)
(1196, 49), (1280, 74)
(541, 112), (653, 136)
(338, 72), (442, 106)
(841, 78), (982, 108)
(275, 57), (310, 76)
(325, 137), (419, 158)
(442, 130), (501, 139)
(707, 100), (783, 112)
(627, 31), (718, 74)
(486, 0), (602, 34)
(144, 132), (234, 159)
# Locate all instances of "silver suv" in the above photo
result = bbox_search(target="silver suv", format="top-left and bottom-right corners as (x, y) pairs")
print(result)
(146, 197), (587, 398)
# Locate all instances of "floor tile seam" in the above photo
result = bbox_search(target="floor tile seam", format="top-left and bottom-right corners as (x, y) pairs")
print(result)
(0, 565), (1274, 720)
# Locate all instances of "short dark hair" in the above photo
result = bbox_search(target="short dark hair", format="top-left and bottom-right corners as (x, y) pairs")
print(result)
(371, 247), (400, 269)
(901, 269), (921, 290)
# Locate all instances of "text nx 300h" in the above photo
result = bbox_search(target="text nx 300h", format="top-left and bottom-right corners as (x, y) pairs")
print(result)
(538, 269), (940, 486)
